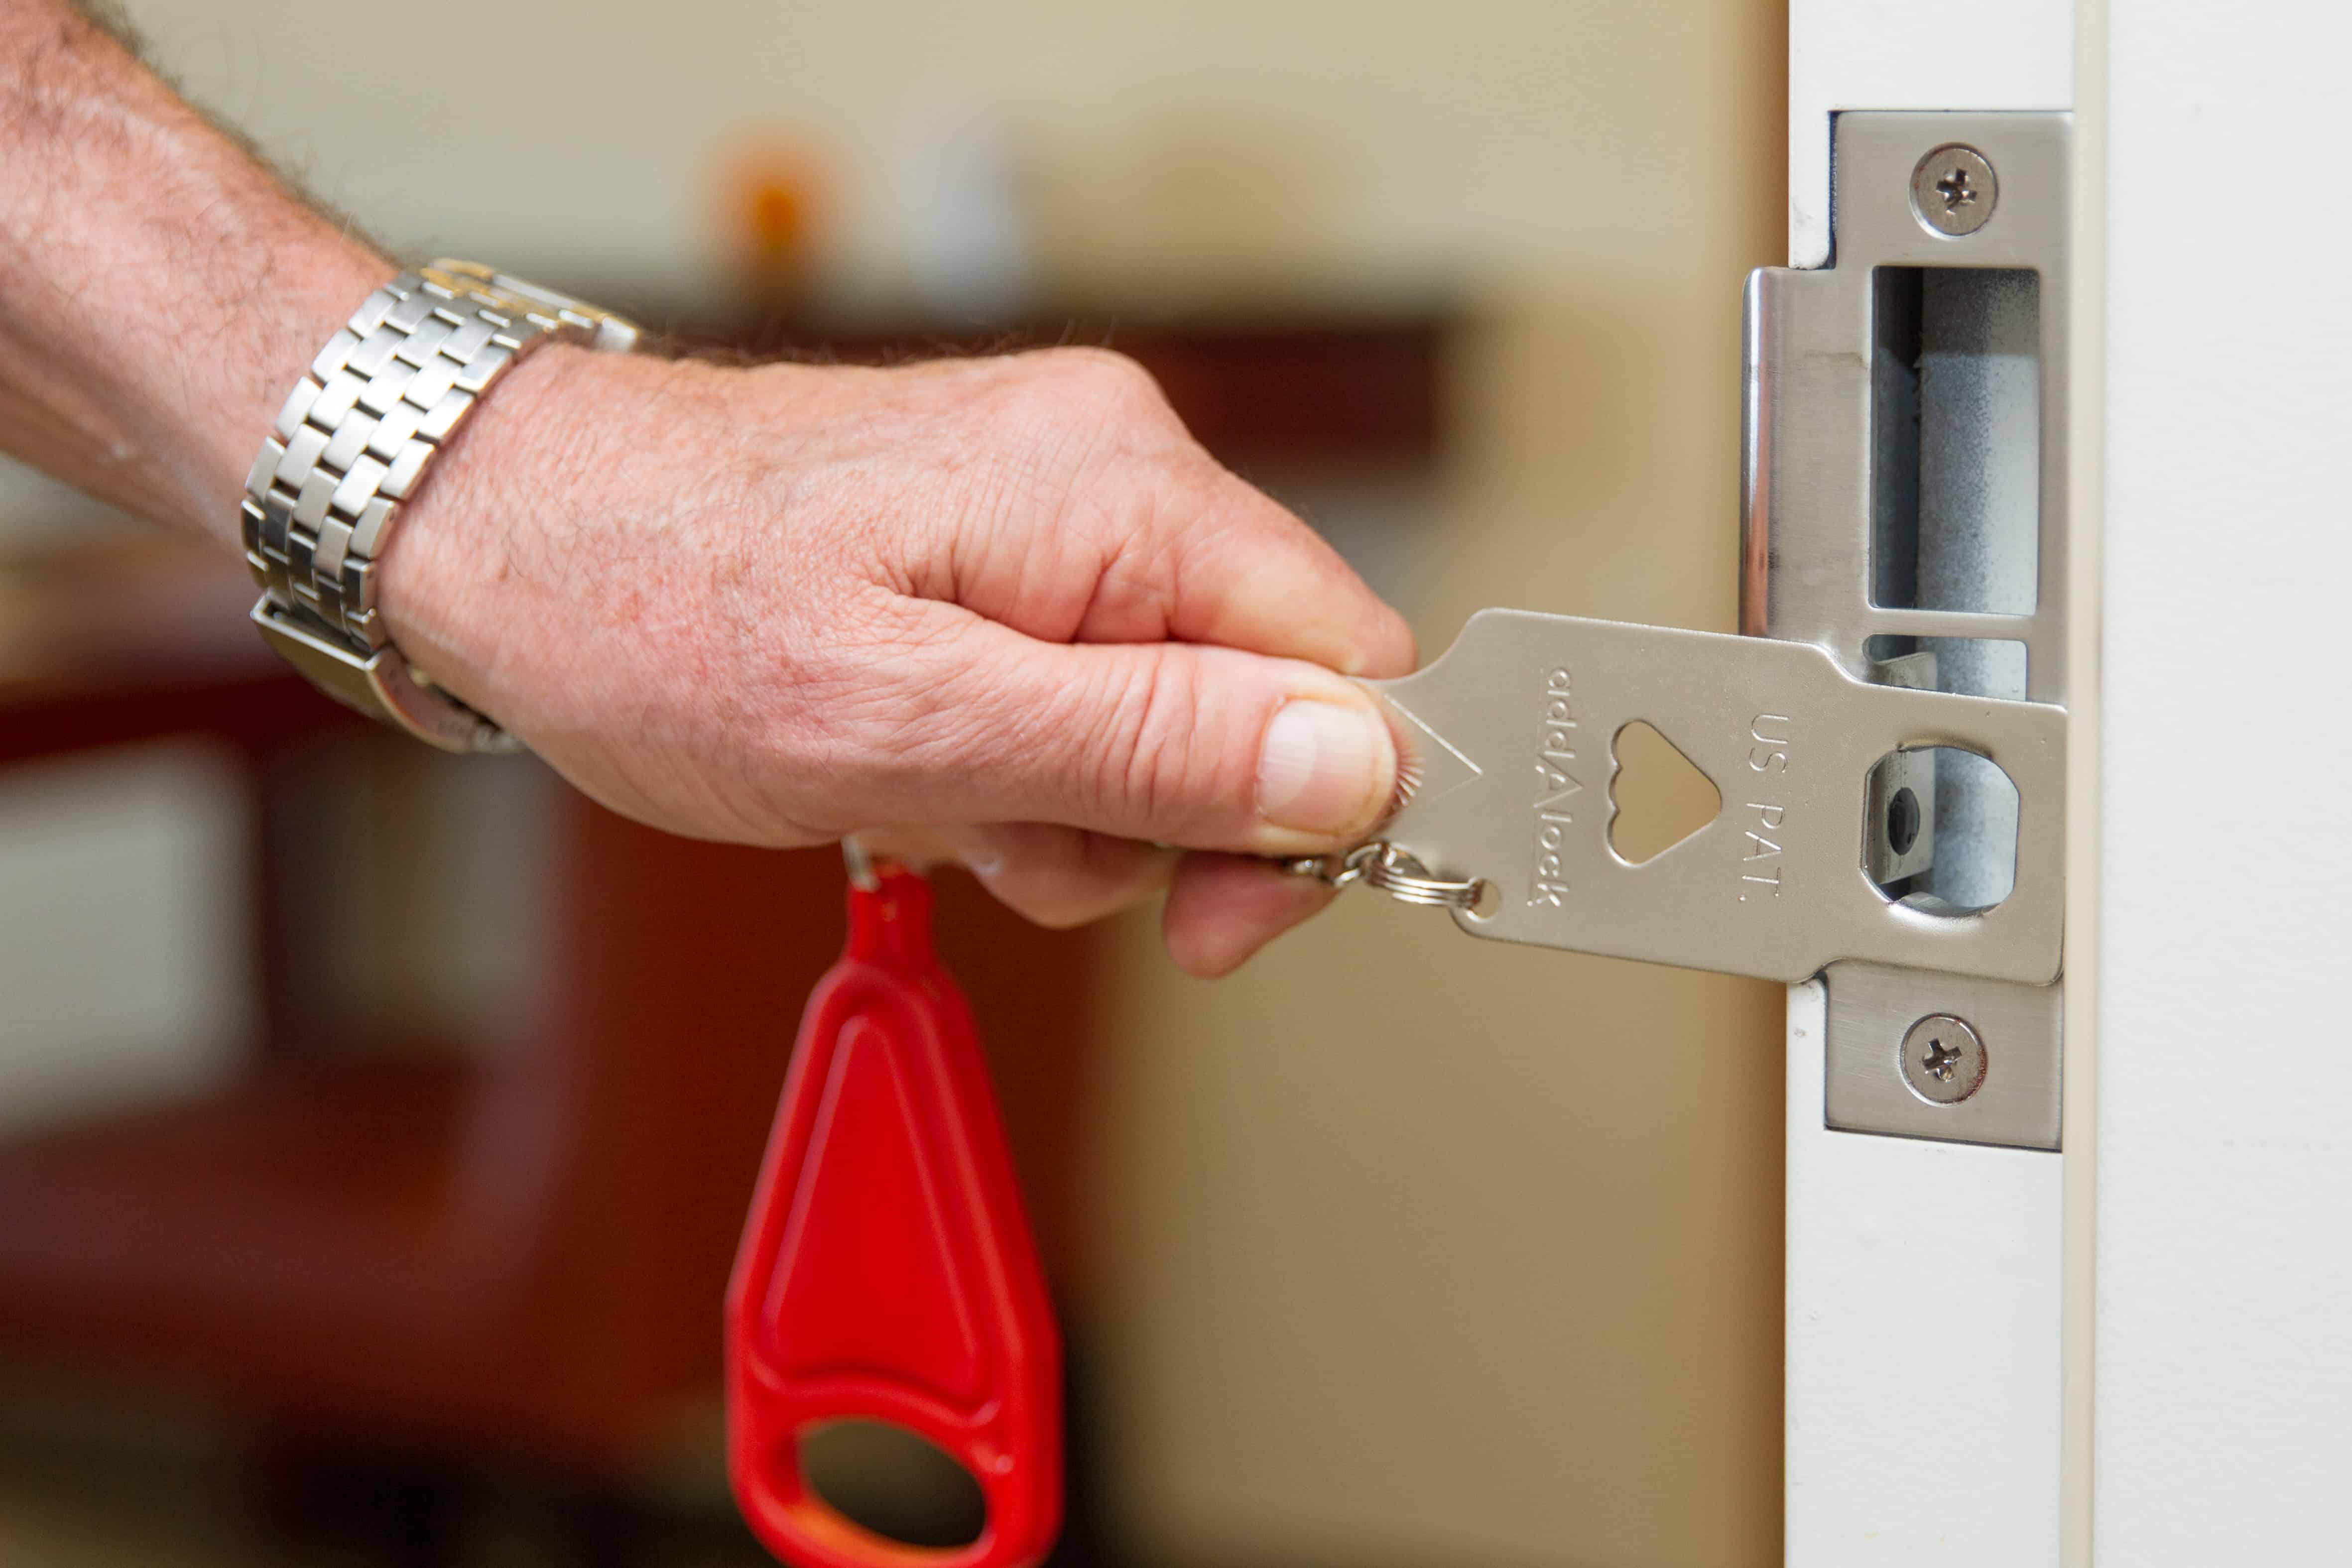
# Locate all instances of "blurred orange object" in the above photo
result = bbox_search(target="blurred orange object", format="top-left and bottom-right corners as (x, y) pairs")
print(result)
(725, 137), (826, 305)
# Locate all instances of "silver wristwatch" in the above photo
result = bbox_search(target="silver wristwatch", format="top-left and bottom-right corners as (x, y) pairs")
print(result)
(242, 260), (640, 752)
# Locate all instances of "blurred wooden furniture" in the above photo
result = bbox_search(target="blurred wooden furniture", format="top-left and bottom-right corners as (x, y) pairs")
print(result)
(0, 540), (1097, 1480)
(0, 316), (1444, 1547)
(665, 310), (1446, 474)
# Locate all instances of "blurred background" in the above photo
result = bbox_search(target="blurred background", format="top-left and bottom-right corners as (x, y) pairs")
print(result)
(0, 0), (1786, 1563)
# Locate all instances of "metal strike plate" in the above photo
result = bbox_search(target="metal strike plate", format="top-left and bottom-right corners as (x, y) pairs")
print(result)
(1823, 961), (2061, 1150)
(1747, 111), (2075, 1151)
(1366, 609), (2063, 985)
(1362, 113), (2074, 1153)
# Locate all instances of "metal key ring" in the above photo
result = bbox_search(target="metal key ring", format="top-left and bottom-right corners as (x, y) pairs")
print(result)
(1282, 842), (1485, 912)
(1280, 842), (1377, 889)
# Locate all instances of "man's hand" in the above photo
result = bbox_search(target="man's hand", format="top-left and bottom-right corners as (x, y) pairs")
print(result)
(0, 0), (1414, 974)
(384, 345), (1414, 973)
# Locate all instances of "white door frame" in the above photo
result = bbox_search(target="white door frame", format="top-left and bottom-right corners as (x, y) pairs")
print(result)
(1779, 5), (2086, 1564)
(1790, 3), (2352, 1562)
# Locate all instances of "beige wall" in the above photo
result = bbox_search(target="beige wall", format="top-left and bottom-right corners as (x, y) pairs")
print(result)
(1080, 9), (1788, 1563)
(123, 1), (1788, 1562)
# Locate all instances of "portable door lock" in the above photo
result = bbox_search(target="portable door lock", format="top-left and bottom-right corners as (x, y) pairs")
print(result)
(1307, 111), (2074, 1154)
(726, 109), (2077, 1568)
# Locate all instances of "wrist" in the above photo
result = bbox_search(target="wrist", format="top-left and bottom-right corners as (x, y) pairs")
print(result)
(240, 263), (647, 749)
(202, 243), (400, 532)
(368, 341), (626, 719)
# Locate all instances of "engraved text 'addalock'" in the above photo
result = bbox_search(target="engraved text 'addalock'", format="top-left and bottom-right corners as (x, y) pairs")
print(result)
(1530, 667), (1579, 908)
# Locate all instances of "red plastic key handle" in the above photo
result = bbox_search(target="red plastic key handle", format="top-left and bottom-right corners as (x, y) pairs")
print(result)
(726, 867), (1062, 1568)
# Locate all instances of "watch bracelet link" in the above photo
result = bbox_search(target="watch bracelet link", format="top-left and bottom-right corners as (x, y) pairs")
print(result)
(242, 260), (639, 752)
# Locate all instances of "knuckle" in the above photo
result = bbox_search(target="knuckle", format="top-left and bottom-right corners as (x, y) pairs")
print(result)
(1020, 346), (1173, 423)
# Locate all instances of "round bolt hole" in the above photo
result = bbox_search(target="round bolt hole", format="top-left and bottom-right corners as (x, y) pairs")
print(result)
(1885, 786), (1922, 857)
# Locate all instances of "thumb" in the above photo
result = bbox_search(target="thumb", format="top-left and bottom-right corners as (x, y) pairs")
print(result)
(875, 618), (1400, 855)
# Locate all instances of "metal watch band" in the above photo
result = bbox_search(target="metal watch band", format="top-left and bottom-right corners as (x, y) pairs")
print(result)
(242, 260), (639, 752)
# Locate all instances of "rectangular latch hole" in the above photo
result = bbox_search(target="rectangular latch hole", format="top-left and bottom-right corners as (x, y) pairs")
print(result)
(1869, 267), (2041, 615)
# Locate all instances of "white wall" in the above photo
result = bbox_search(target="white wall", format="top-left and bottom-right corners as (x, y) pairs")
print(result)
(2097, 1), (2352, 1558)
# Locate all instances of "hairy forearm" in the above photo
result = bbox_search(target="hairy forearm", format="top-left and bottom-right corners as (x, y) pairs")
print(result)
(0, 1), (1416, 974)
(0, 0), (390, 541)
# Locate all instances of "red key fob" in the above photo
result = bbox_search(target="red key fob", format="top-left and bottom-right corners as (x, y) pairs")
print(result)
(726, 861), (1063, 1568)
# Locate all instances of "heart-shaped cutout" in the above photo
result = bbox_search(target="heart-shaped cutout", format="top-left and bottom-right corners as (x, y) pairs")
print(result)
(1608, 721), (1721, 865)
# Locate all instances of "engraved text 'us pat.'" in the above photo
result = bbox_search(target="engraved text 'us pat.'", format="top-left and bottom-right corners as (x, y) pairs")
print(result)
(1740, 713), (1790, 902)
